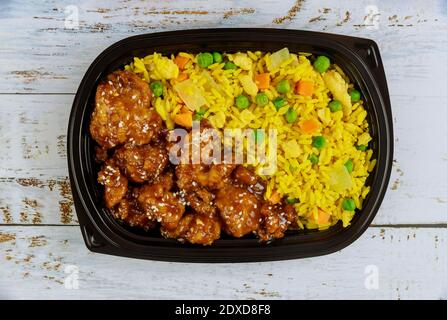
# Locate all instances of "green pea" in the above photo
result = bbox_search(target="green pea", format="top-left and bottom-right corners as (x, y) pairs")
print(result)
(150, 81), (163, 97)
(342, 198), (356, 211)
(193, 107), (208, 121)
(212, 52), (223, 64)
(273, 96), (287, 110)
(285, 108), (297, 123)
(309, 154), (319, 165)
(313, 55), (330, 73)
(196, 106), (208, 115)
(235, 94), (250, 109)
(312, 136), (326, 149)
(286, 198), (299, 204)
(193, 113), (203, 121)
(277, 79), (291, 94)
(356, 144), (367, 151)
(223, 61), (237, 70)
(255, 92), (269, 106)
(253, 129), (264, 143)
(197, 52), (214, 68)
(344, 159), (354, 173)
(328, 100), (342, 112)
(350, 89), (361, 102)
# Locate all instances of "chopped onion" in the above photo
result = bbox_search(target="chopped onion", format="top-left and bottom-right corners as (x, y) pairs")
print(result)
(173, 79), (206, 111)
(239, 75), (258, 96)
(329, 164), (353, 192)
(233, 53), (253, 70)
(268, 47), (290, 72)
(322, 70), (352, 109)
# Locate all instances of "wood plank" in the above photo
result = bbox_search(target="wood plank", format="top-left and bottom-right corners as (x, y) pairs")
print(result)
(0, 0), (446, 95)
(0, 95), (75, 225)
(0, 225), (446, 299)
(1, 94), (447, 225)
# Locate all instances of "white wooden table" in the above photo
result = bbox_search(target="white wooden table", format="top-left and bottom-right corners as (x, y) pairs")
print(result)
(1, 0), (446, 300)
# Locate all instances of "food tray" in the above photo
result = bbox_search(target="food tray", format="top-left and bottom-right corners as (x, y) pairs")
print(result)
(67, 28), (393, 262)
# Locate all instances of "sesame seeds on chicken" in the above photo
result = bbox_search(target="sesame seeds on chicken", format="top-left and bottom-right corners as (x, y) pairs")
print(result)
(90, 70), (299, 245)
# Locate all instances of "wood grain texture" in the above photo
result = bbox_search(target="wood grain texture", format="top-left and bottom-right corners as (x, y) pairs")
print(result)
(0, 226), (446, 299)
(0, 0), (446, 300)
(0, 0), (446, 96)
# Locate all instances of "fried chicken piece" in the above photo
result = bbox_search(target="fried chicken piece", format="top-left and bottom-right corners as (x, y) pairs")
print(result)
(233, 165), (265, 197)
(215, 185), (260, 237)
(185, 187), (217, 218)
(137, 174), (185, 231)
(257, 202), (295, 241)
(153, 170), (175, 190)
(233, 165), (258, 185)
(176, 163), (235, 191)
(90, 70), (162, 149)
(175, 163), (234, 220)
(114, 143), (168, 183)
(172, 119), (234, 190)
(175, 161), (235, 220)
(97, 160), (128, 208)
(161, 212), (221, 245)
(113, 190), (156, 230)
(204, 164), (236, 189)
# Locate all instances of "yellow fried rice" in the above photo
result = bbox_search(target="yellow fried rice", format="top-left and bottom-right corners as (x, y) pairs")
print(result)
(124, 49), (376, 230)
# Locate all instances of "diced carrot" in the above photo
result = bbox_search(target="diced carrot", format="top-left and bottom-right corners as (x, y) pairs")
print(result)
(174, 55), (190, 70)
(174, 112), (193, 128)
(269, 190), (281, 204)
(254, 73), (270, 90)
(177, 72), (189, 82)
(296, 80), (314, 96)
(317, 208), (331, 225)
(180, 105), (190, 113)
(300, 119), (320, 134)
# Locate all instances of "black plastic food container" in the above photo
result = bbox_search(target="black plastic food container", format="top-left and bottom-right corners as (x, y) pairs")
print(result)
(67, 28), (393, 262)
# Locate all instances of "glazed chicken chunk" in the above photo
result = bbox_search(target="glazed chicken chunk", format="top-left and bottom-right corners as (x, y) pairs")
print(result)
(184, 187), (217, 218)
(215, 185), (260, 237)
(137, 173), (185, 231)
(114, 143), (168, 183)
(233, 165), (266, 197)
(257, 202), (295, 241)
(161, 212), (221, 246)
(97, 160), (128, 209)
(175, 162), (235, 191)
(175, 163), (235, 218)
(90, 70), (162, 149)
(113, 189), (156, 230)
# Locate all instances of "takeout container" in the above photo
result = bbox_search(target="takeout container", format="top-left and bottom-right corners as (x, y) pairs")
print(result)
(67, 29), (393, 262)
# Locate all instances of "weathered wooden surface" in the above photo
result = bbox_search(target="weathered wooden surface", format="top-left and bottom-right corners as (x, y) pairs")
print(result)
(1, 0), (446, 95)
(0, 0), (446, 299)
(1, 226), (446, 299)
